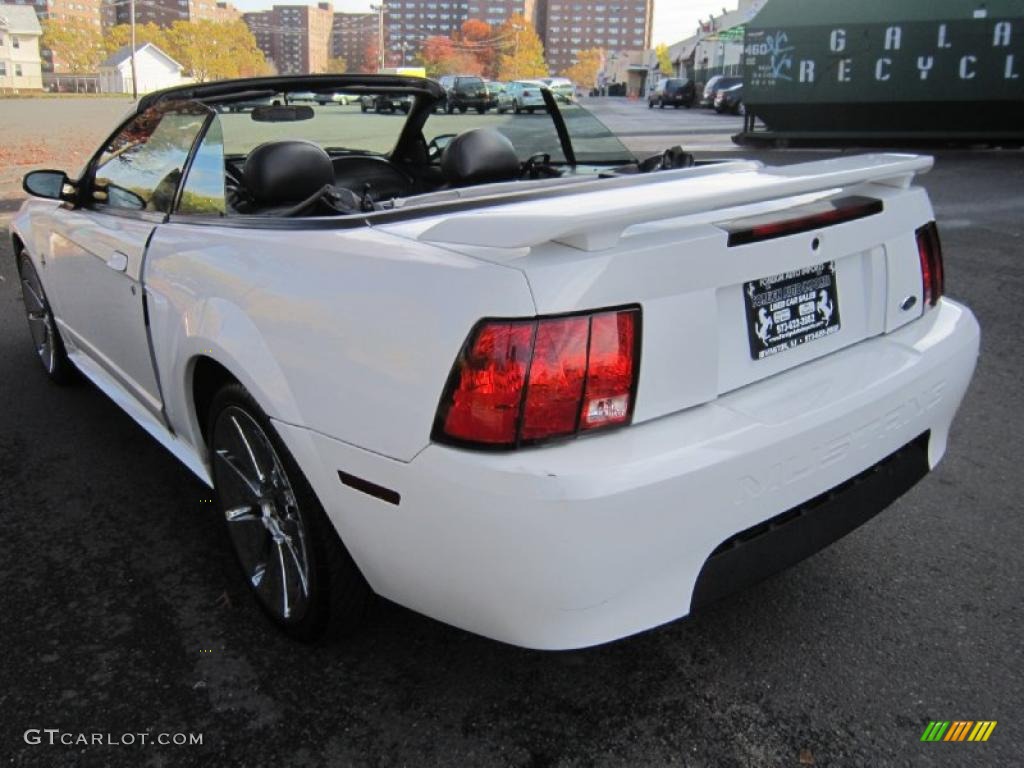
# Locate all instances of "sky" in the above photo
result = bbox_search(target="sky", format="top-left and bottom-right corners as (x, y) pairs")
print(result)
(230, 1), (728, 46)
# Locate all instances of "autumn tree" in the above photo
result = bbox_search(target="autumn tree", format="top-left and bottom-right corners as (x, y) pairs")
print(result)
(420, 34), (483, 77)
(420, 35), (454, 76)
(460, 18), (496, 77)
(362, 42), (380, 73)
(325, 57), (348, 74)
(41, 18), (104, 75)
(495, 14), (547, 81)
(163, 20), (268, 81)
(102, 23), (169, 58)
(656, 43), (673, 76)
(562, 47), (603, 90)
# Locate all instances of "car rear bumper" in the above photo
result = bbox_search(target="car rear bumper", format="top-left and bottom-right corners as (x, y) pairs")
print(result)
(453, 96), (488, 107)
(277, 299), (979, 649)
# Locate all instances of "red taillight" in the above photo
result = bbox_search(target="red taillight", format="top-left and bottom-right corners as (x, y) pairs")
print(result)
(580, 311), (636, 431)
(441, 321), (534, 445)
(724, 196), (884, 246)
(521, 316), (588, 441)
(916, 221), (944, 307)
(436, 308), (641, 449)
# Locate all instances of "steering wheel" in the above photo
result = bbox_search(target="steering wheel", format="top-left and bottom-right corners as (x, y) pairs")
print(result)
(521, 153), (562, 180)
(637, 145), (696, 173)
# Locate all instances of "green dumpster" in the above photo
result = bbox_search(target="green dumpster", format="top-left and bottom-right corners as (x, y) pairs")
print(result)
(738, 0), (1023, 143)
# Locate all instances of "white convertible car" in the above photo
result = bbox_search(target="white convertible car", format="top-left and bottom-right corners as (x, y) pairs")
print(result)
(11, 75), (979, 649)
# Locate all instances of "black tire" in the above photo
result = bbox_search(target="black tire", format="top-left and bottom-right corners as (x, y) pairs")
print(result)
(659, 101), (666, 109)
(360, 103), (368, 113)
(459, 106), (467, 114)
(446, 101), (455, 114)
(208, 383), (369, 641)
(16, 250), (75, 384)
(514, 100), (521, 114)
(648, 100), (654, 109)
(476, 107), (486, 114)
(527, 107), (534, 114)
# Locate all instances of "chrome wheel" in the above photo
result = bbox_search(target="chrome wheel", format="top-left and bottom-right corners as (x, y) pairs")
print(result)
(212, 406), (312, 622)
(18, 254), (57, 373)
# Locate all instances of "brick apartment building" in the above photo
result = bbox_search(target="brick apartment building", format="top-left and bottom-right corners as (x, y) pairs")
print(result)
(371, 0), (652, 77)
(382, 0), (536, 66)
(105, 0), (241, 28)
(244, 2), (333, 75)
(539, 0), (653, 74)
(331, 11), (376, 73)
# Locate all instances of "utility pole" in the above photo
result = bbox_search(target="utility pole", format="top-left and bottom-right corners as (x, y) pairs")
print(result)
(370, 3), (386, 72)
(129, 0), (138, 100)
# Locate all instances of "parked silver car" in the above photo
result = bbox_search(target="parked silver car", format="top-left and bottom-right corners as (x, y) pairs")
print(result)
(497, 80), (548, 114)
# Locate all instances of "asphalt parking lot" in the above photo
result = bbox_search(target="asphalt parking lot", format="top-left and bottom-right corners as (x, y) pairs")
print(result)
(0, 97), (1021, 767)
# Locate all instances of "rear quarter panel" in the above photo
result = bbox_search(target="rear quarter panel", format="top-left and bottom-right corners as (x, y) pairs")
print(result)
(143, 222), (535, 461)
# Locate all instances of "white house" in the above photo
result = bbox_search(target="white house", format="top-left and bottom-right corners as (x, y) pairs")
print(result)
(0, 5), (44, 92)
(98, 43), (184, 95)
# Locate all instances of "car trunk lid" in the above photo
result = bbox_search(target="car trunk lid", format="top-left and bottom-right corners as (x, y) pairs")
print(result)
(376, 154), (935, 424)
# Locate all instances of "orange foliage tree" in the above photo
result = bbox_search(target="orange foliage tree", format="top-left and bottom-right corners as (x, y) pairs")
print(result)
(460, 19), (497, 77)
(421, 33), (484, 77)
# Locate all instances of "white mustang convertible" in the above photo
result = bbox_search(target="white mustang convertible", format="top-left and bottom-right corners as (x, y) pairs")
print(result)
(10, 75), (979, 649)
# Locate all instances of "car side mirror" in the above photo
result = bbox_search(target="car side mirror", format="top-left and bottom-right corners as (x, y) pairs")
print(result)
(23, 169), (73, 202)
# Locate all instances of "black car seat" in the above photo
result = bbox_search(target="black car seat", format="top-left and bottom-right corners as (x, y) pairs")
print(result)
(441, 128), (521, 187)
(241, 140), (338, 216)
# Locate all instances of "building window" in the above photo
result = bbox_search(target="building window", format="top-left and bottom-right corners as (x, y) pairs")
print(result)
(13, 36), (21, 49)
(15, 63), (23, 77)
(0, 62), (6, 76)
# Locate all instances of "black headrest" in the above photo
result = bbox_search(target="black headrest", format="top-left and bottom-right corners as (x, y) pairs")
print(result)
(244, 140), (334, 205)
(441, 128), (520, 186)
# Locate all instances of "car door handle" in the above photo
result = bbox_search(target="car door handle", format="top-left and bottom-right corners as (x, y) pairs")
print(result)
(106, 251), (128, 272)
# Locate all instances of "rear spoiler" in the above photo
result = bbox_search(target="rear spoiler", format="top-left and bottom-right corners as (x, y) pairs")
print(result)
(417, 153), (933, 252)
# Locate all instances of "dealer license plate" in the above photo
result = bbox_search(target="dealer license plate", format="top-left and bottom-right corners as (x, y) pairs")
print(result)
(743, 262), (841, 360)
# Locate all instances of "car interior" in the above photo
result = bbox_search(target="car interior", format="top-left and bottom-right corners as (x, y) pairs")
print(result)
(144, 76), (700, 219)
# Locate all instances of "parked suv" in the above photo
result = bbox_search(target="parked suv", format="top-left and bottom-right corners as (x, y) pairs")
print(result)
(648, 78), (695, 109)
(436, 75), (490, 113)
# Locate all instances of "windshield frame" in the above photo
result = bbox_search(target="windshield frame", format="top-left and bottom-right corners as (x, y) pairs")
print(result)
(143, 75), (634, 171)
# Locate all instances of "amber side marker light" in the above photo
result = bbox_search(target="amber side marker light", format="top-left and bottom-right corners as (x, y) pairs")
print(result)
(433, 307), (641, 449)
